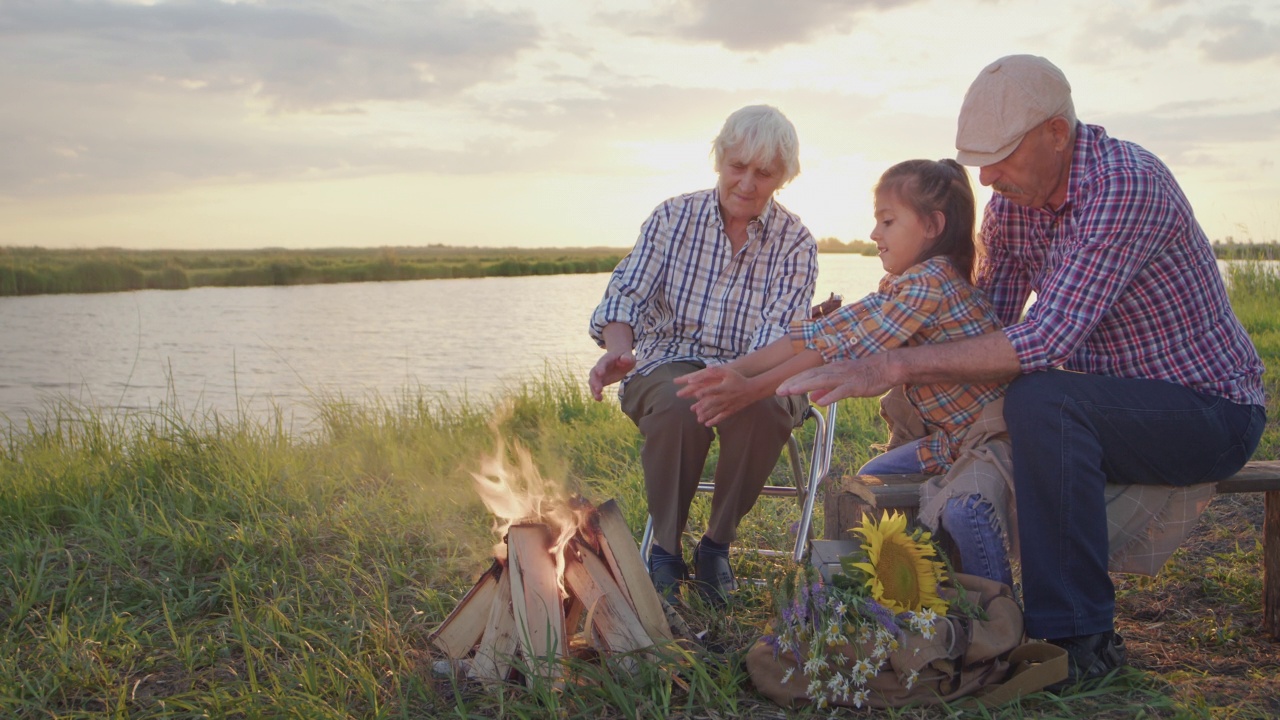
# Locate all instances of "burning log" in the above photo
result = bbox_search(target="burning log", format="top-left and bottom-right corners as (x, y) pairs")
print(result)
(506, 523), (567, 684)
(430, 436), (682, 684)
(429, 499), (679, 684)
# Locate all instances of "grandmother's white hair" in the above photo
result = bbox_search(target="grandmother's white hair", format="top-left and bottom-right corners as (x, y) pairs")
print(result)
(711, 105), (800, 185)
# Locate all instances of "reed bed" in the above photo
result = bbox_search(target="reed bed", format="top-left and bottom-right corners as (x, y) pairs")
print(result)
(0, 268), (1276, 718)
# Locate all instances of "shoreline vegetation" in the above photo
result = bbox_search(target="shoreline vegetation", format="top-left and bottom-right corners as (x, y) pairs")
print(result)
(0, 264), (1274, 717)
(3, 239), (1276, 298)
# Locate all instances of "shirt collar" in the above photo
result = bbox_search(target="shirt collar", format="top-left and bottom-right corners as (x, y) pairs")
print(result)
(708, 188), (776, 232)
(1059, 121), (1098, 214)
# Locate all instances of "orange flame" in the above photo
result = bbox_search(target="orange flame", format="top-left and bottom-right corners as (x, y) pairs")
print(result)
(470, 440), (592, 597)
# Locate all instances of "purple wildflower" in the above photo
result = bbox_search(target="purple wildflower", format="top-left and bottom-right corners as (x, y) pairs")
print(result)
(862, 598), (905, 640)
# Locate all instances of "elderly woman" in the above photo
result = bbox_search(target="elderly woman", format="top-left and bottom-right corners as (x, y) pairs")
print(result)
(588, 105), (818, 605)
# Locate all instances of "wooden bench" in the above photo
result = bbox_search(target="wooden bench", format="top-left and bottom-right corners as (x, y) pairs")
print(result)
(823, 459), (1280, 640)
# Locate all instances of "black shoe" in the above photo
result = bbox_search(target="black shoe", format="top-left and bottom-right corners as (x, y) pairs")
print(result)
(648, 559), (687, 604)
(1046, 630), (1126, 694)
(692, 541), (737, 606)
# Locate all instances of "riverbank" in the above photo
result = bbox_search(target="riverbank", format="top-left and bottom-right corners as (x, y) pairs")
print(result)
(3, 242), (1274, 297)
(0, 245), (629, 296)
(0, 265), (1275, 717)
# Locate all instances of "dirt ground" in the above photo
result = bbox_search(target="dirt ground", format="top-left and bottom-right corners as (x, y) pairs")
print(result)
(1113, 492), (1279, 714)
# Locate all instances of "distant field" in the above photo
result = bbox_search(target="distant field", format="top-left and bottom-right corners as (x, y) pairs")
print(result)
(2, 240), (1272, 297)
(0, 246), (629, 297)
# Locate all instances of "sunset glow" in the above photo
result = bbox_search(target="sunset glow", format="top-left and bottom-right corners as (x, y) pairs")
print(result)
(2, 0), (1277, 250)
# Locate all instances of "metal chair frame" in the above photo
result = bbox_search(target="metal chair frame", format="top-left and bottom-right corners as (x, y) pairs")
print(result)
(639, 401), (838, 564)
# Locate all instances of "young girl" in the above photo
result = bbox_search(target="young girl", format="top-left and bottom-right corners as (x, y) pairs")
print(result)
(676, 158), (1013, 587)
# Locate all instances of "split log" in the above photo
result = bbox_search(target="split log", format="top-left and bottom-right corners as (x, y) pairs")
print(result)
(507, 523), (567, 685)
(471, 568), (518, 682)
(593, 500), (673, 642)
(563, 537), (654, 658)
(429, 561), (502, 658)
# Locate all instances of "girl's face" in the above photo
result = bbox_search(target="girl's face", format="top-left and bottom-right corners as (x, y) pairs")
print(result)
(871, 189), (940, 275)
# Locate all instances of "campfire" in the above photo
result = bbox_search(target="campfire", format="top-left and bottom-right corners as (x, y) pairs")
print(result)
(429, 441), (681, 685)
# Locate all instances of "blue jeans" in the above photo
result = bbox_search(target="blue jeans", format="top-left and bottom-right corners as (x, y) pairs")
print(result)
(1006, 370), (1265, 640)
(859, 441), (1012, 587)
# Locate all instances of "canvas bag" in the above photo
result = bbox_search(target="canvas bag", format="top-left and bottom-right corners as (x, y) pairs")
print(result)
(746, 573), (1067, 709)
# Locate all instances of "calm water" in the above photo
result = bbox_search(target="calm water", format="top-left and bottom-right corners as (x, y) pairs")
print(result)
(0, 255), (889, 431)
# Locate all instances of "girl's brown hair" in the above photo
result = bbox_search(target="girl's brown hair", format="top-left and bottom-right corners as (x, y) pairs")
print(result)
(874, 159), (979, 282)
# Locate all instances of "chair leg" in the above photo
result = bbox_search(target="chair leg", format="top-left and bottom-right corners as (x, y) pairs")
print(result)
(793, 402), (836, 562)
(640, 514), (655, 564)
(636, 402), (838, 567)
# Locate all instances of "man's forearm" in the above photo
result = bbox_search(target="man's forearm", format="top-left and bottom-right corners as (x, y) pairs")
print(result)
(886, 330), (1022, 386)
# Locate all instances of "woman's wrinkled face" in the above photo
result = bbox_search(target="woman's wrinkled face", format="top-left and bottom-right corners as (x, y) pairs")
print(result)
(871, 190), (939, 275)
(716, 146), (786, 225)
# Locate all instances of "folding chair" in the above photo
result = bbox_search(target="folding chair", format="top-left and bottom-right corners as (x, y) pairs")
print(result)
(639, 400), (838, 564)
(638, 294), (844, 566)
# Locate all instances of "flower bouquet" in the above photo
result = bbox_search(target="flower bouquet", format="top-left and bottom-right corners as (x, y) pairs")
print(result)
(747, 510), (1060, 710)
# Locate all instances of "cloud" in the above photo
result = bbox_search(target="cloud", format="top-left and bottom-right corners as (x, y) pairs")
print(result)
(1098, 105), (1280, 166)
(0, 0), (545, 197)
(0, 0), (542, 109)
(1069, 2), (1280, 66)
(1199, 6), (1280, 63)
(600, 0), (917, 52)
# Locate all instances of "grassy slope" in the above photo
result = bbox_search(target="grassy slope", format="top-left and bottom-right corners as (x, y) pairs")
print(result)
(0, 268), (1276, 718)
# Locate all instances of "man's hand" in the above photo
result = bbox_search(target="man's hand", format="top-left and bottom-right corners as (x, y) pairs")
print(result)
(588, 350), (636, 401)
(674, 365), (754, 426)
(776, 354), (895, 406)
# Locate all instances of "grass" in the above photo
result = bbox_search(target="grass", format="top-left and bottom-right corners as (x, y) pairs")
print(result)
(0, 266), (1276, 718)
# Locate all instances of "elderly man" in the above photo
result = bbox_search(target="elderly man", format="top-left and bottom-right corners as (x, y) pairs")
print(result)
(589, 104), (817, 605)
(779, 55), (1265, 688)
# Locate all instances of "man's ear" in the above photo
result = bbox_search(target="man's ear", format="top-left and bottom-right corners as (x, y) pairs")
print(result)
(1048, 116), (1072, 152)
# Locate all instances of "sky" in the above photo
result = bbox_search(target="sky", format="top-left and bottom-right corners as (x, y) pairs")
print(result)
(2, 0), (1278, 251)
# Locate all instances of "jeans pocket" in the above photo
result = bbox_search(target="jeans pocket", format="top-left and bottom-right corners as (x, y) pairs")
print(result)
(1200, 404), (1266, 483)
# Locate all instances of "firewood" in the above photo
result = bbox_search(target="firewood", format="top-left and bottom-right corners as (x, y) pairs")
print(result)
(429, 560), (502, 658)
(470, 568), (517, 682)
(563, 538), (654, 658)
(593, 500), (673, 641)
(506, 523), (567, 685)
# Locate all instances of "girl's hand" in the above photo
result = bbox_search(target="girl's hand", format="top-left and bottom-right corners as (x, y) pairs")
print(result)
(675, 366), (753, 426)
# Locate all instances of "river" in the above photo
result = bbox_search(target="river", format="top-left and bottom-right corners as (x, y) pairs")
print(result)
(0, 254), (890, 431)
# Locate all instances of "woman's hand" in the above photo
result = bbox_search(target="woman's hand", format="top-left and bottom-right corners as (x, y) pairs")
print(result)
(589, 349), (636, 401)
(674, 365), (755, 426)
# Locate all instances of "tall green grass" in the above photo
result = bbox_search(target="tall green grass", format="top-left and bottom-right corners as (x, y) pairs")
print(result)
(0, 270), (1276, 717)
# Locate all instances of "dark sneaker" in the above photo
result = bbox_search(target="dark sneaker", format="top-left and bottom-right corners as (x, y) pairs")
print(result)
(692, 541), (737, 606)
(648, 559), (687, 604)
(1046, 630), (1127, 694)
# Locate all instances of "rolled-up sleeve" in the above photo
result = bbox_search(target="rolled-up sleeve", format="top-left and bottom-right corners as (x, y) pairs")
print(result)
(589, 208), (667, 347)
(790, 267), (942, 363)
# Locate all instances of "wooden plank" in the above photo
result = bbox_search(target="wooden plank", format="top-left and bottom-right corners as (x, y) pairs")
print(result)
(470, 569), (517, 682)
(428, 561), (501, 658)
(824, 473), (927, 541)
(1215, 460), (1280, 493)
(506, 524), (566, 686)
(593, 499), (673, 642)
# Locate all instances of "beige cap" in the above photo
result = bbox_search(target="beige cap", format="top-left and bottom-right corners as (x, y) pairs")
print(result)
(955, 54), (1072, 166)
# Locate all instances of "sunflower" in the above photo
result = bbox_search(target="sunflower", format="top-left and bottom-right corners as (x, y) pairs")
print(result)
(849, 510), (949, 616)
